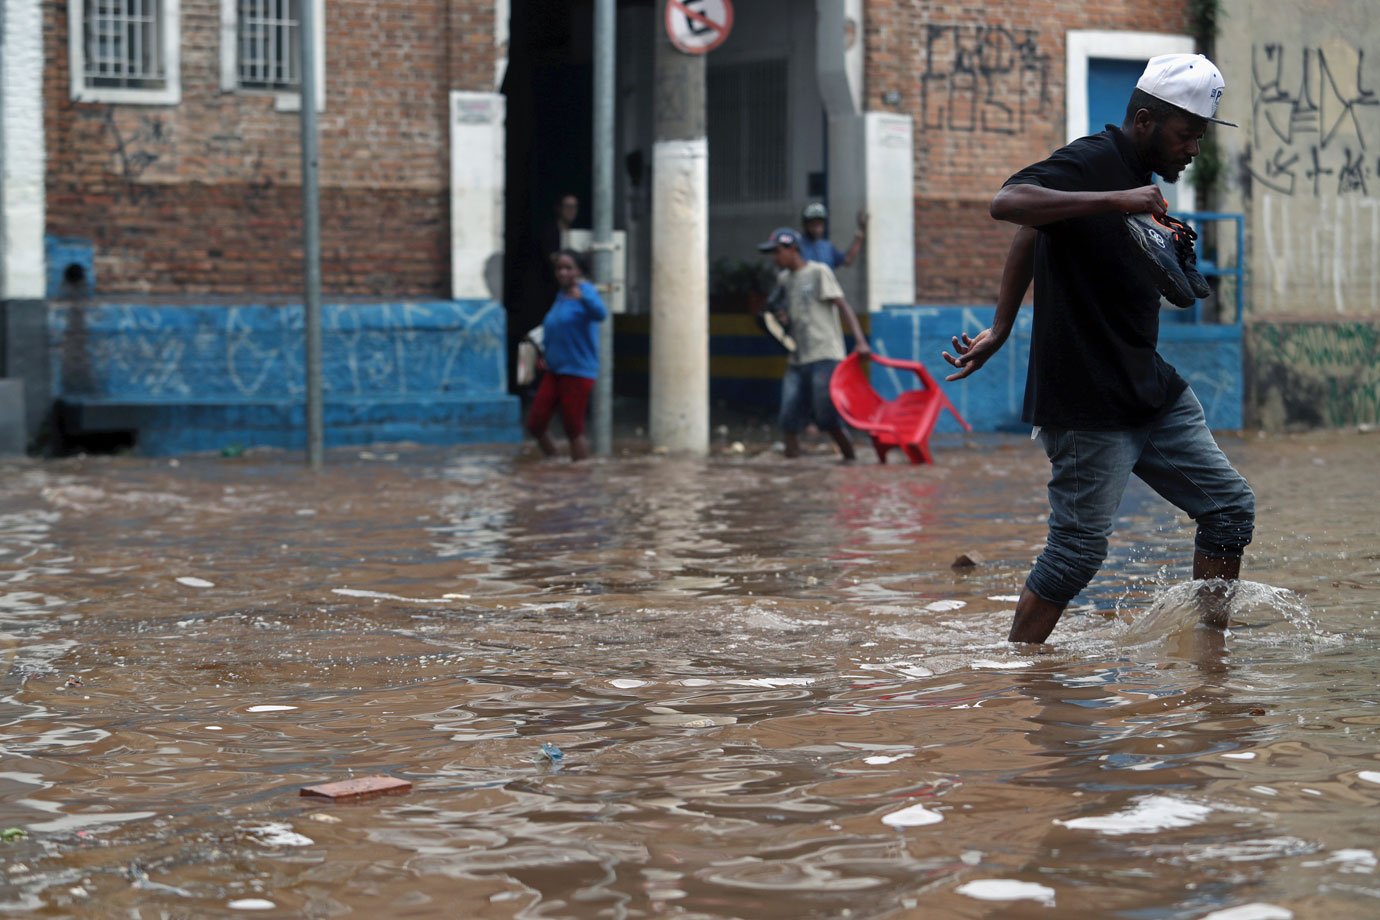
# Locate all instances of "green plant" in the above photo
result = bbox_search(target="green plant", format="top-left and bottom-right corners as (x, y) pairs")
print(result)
(1187, 0), (1221, 50)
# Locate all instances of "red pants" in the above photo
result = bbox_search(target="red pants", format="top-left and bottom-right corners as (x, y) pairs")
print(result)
(527, 373), (595, 440)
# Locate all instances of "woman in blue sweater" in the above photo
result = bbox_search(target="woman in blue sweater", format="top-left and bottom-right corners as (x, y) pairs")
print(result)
(528, 250), (607, 460)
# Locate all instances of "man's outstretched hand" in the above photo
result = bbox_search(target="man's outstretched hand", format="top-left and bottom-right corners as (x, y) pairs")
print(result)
(942, 328), (1004, 381)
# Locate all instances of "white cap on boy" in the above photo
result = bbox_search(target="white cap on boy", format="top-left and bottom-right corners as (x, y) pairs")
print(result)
(1135, 53), (1238, 127)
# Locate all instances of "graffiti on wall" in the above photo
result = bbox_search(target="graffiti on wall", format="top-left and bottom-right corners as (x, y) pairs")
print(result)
(101, 107), (173, 203)
(54, 302), (507, 401)
(920, 24), (1051, 135)
(1249, 43), (1379, 197)
(1250, 322), (1380, 427)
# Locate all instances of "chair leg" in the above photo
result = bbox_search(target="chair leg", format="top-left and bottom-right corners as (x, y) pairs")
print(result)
(871, 437), (889, 463)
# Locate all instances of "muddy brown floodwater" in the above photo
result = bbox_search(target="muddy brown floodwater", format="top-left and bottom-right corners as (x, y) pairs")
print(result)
(1, 430), (1377, 919)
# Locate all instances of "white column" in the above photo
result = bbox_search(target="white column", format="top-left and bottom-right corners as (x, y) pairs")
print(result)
(863, 112), (916, 312)
(449, 92), (506, 301)
(0, 0), (46, 300)
(650, 137), (709, 453)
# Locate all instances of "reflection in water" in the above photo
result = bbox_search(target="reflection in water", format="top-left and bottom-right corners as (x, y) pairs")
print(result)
(0, 433), (1376, 917)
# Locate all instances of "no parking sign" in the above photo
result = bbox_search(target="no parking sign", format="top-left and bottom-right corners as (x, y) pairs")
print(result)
(665, 0), (734, 55)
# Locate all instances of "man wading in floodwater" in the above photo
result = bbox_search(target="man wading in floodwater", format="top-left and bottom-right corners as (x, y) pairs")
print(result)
(942, 54), (1256, 644)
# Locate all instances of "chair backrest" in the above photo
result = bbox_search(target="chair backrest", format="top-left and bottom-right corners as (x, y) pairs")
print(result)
(828, 353), (885, 425)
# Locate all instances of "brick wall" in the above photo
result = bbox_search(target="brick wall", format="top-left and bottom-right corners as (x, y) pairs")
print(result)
(44, 0), (496, 296)
(865, 1), (1192, 302)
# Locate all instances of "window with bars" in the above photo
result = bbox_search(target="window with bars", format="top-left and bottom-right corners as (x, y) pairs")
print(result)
(707, 59), (789, 204)
(70, 0), (180, 103)
(219, 0), (324, 109)
(236, 0), (301, 91)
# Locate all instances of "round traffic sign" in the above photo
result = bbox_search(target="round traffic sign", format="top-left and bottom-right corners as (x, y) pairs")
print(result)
(665, 0), (734, 55)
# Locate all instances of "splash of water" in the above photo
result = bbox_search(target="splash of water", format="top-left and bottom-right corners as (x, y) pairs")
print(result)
(1121, 580), (1332, 647)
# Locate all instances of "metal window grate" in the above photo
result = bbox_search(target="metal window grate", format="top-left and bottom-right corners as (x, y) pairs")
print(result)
(708, 59), (788, 203)
(237, 0), (301, 90)
(84, 0), (167, 89)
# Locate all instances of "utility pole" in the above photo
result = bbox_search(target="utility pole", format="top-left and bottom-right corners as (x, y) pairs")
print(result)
(649, 15), (708, 455)
(299, 0), (324, 469)
(590, 0), (616, 455)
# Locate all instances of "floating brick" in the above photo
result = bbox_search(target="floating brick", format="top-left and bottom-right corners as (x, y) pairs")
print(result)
(300, 775), (412, 802)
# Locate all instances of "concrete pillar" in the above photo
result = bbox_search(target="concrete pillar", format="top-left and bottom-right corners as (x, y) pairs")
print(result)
(816, 0), (867, 312)
(1, 0), (46, 301)
(863, 112), (916, 312)
(449, 92), (506, 302)
(649, 21), (708, 454)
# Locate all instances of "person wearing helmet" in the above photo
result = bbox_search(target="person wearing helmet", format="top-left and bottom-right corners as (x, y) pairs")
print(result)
(799, 202), (867, 269)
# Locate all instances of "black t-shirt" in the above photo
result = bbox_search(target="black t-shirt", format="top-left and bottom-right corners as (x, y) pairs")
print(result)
(1004, 126), (1187, 429)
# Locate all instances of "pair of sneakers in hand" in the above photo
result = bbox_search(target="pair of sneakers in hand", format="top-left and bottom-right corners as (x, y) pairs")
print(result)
(1123, 210), (1211, 308)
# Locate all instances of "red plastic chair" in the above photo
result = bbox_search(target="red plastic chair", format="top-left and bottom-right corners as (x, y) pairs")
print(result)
(829, 352), (971, 464)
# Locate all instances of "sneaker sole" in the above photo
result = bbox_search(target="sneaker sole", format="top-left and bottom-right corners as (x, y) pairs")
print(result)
(1124, 214), (1197, 307)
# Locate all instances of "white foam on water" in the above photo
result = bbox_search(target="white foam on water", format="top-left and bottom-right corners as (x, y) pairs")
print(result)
(988, 595), (1022, 602)
(969, 659), (1032, 670)
(1250, 786), (1279, 797)
(728, 677), (816, 688)
(1056, 795), (1211, 835)
(1358, 771), (1380, 785)
(923, 599), (966, 612)
(1303, 849), (1376, 873)
(955, 879), (1055, 906)
(204, 725), (223, 731)
(610, 678), (646, 689)
(247, 823), (313, 847)
(245, 705), (297, 713)
(864, 753), (912, 765)
(882, 803), (943, 827)
(1221, 751), (1256, 760)
(859, 661), (934, 678)
(1198, 904), (1293, 920)
(331, 588), (457, 604)
(175, 577), (214, 588)
(227, 899), (278, 911)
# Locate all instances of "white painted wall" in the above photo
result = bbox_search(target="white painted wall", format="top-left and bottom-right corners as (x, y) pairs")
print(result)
(450, 92), (506, 301)
(0, 0), (45, 300)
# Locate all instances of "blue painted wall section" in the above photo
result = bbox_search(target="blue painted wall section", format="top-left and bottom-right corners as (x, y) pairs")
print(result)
(870, 306), (1243, 432)
(49, 300), (520, 454)
(44, 236), (95, 298)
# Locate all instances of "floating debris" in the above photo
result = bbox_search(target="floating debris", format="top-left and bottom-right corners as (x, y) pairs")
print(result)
(300, 775), (412, 802)
(539, 742), (565, 764)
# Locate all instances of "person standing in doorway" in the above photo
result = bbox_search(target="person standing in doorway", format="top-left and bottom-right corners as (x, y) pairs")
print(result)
(528, 250), (607, 461)
(758, 227), (870, 460)
(942, 53), (1255, 643)
(539, 193), (581, 271)
(798, 201), (866, 270)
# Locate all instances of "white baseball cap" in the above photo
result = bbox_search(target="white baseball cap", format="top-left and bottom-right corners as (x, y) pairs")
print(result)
(1136, 53), (1238, 127)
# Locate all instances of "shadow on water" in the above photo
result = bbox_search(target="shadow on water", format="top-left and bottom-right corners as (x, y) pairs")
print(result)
(0, 432), (1377, 917)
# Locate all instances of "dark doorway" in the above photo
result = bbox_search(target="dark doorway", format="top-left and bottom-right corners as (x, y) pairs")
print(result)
(501, 0), (595, 388)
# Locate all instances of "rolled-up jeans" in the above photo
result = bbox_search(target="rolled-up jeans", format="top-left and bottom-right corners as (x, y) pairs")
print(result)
(1026, 388), (1255, 607)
